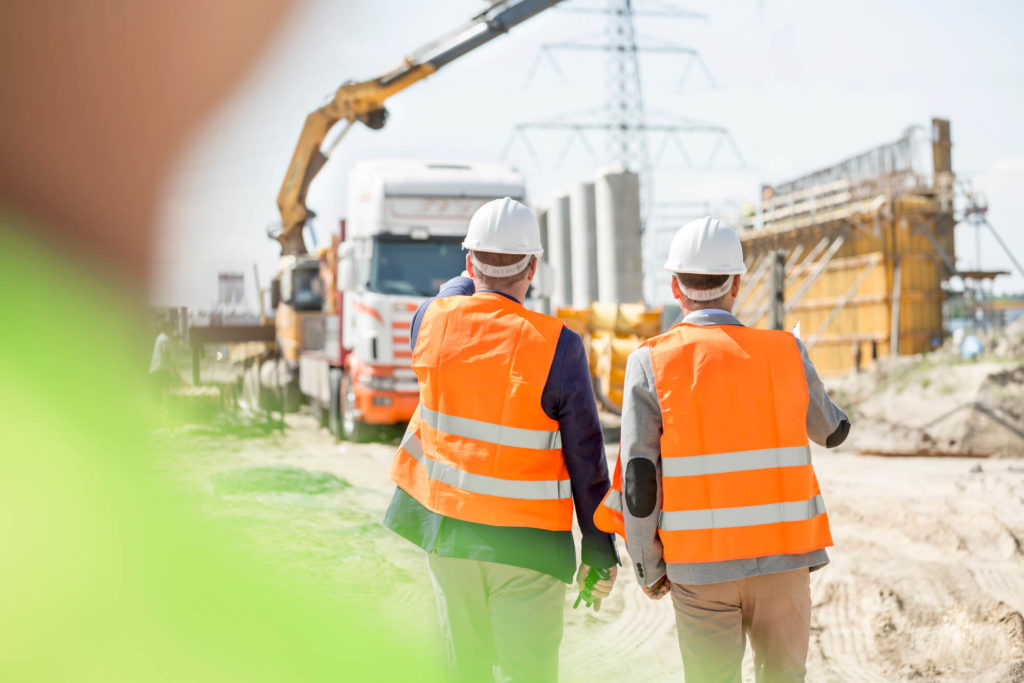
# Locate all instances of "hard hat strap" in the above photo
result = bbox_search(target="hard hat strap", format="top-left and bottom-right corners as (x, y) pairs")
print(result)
(677, 274), (734, 301)
(470, 253), (532, 278)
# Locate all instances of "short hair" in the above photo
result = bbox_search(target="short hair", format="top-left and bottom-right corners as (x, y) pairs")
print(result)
(471, 250), (535, 291)
(675, 272), (731, 309)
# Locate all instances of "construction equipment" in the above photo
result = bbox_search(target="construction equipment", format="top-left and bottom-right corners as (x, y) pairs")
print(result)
(558, 302), (662, 412)
(266, 1), (564, 438)
(271, 0), (563, 255)
(305, 159), (528, 441)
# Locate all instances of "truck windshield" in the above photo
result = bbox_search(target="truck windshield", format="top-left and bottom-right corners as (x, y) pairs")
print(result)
(292, 266), (324, 311)
(368, 236), (466, 297)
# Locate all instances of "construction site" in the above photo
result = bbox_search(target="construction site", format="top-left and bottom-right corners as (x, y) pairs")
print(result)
(138, 1), (1024, 683)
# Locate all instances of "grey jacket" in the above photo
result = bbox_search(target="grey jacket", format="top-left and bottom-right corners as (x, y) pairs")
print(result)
(620, 309), (850, 587)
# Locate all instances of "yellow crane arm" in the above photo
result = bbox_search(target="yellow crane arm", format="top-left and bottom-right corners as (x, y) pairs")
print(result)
(273, 0), (564, 255)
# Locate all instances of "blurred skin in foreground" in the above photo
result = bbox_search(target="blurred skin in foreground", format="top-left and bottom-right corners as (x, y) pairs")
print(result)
(0, 1), (288, 283)
(0, 2), (442, 680)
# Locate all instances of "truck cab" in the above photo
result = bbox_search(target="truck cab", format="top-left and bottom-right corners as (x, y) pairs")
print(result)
(297, 159), (528, 440)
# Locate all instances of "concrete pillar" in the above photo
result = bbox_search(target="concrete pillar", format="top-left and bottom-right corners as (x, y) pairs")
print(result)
(534, 203), (549, 256)
(595, 163), (643, 304)
(532, 203), (550, 315)
(546, 192), (573, 309)
(569, 182), (599, 308)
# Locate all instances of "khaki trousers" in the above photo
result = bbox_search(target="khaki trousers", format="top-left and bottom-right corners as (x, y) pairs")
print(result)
(670, 568), (811, 683)
(427, 554), (566, 683)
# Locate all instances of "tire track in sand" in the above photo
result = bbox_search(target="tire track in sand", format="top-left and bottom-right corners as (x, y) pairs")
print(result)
(813, 577), (888, 683)
(561, 553), (678, 680)
(969, 563), (1024, 615)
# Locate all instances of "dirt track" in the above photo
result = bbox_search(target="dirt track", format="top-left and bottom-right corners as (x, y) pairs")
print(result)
(167, 415), (1024, 681)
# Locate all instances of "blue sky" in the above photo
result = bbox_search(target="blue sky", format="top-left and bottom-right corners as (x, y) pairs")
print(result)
(153, 0), (1024, 310)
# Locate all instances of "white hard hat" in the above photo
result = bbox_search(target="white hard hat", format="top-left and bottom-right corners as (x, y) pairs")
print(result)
(664, 216), (746, 275)
(462, 197), (543, 278)
(463, 197), (543, 256)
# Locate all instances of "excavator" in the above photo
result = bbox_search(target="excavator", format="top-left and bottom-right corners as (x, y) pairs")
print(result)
(266, 0), (563, 434)
(273, 0), (565, 256)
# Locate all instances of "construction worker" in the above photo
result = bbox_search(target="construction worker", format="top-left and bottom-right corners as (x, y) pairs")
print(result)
(150, 319), (181, 393)
(384, 197), (618, 682)
(594, 217), (851, 682)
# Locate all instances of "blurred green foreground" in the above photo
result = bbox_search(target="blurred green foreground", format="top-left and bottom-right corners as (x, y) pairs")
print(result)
(0, 226), (444, 682)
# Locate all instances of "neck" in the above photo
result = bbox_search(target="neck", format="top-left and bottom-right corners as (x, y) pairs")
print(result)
(474, 279), (529, 303)
(680, 302), (733, 317)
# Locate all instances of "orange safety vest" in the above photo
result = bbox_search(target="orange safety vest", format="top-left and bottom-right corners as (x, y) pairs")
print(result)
(388, 292), (573, 532)
(594, 323), (833, 564)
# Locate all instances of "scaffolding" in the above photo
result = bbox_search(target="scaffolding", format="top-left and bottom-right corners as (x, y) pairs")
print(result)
(737, 118), (958, 375)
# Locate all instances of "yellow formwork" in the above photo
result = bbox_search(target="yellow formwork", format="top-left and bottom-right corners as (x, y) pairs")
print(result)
(737, 196), (953, 376)
(558, 303), (662, 410)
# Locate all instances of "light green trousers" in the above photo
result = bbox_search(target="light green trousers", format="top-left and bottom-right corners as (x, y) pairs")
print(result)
(427, 554), (566, 682)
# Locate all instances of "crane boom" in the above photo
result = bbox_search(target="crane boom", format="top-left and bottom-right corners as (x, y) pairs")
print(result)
(274, 0), (564, 254)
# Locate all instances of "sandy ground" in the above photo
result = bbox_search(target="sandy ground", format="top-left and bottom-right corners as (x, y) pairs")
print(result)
(161, 414), (1024, 682)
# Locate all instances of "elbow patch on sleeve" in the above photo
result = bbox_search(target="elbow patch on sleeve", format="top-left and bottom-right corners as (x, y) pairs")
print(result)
(625, 459), (658, 517)
(826, 419), (851, 448)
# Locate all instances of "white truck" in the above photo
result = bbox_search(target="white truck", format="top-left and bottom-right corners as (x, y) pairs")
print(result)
(297, 158), (529, 440)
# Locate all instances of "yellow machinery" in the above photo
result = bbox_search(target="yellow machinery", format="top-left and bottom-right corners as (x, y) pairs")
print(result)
(558, 303), (662, 411)
(269, 0), (565, 365)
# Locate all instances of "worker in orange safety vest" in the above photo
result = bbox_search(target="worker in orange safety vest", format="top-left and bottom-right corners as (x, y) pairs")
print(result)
(385, 197), (618, 682)
(594, 217), (851, 682)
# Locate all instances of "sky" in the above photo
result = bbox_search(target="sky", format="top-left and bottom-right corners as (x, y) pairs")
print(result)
(152, 0), (1024, 311)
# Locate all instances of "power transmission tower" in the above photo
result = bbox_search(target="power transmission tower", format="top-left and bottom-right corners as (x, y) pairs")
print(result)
(503, 0), (743, 301)
(605, 0), (648, 172)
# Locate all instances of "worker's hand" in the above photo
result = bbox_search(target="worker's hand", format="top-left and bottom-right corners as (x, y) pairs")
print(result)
(576, 563), (618, 612)
(642, 575), (671, 600)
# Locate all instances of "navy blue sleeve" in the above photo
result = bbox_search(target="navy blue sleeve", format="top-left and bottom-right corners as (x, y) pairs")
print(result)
(410, 276), (475, 350)
(541, 327), (619, 569)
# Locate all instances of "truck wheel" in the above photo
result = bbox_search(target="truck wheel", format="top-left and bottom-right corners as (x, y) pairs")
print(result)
(328, 368), (342, 439)
(340, 370), (371, 443)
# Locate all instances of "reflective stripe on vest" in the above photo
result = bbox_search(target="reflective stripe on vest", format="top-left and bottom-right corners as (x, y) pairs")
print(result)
(662, 445), (811, 477)
(388, 293), (573, 531)
(593, 446), (816, 540)
(648, 323), (833, 563)
(593, 452), (625, 537)
(418, 404), (562, 451)
(660, 493), (825, 531)
(601, 489), (622, 513)
(399, 426), (572, 501)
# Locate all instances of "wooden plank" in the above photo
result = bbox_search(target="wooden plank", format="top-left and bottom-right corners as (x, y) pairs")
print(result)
(733, 252), (770, 314)
(857, 448), (992, 459)
(805, 254), (882, 349)
(743, 238), (828, 325)
(785, 235), (847, 313)
(890, 256), (903, 356)
(189, 324), (276, 345)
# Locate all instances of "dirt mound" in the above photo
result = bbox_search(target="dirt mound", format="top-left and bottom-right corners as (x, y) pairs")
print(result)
(829, 355), (1024, 458)
(992, 315), (1024, 358)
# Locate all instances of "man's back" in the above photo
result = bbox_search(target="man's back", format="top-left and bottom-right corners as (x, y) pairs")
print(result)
(386, 278), (616, 585)
(645, 320), (832, 565)
(392, 291), (573, 532)
(646, 322), (810, 457)
(382, 229), (618, 681)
